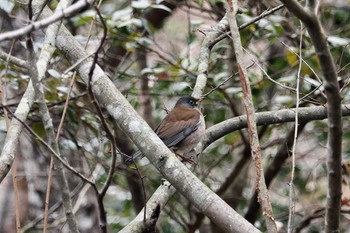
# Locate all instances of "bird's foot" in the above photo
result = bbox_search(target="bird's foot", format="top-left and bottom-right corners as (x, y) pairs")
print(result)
(175, 153), (197, 165)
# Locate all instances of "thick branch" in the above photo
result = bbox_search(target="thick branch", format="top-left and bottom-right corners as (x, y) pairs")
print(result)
(119, 180), (176, 233)
(199, 105), (350, 152)
(122, 104), (350, 232)
(0, 85), (35, 182)
(192, 16), (228, 98)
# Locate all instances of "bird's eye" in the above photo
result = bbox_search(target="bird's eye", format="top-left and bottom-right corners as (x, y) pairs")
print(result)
(189, 100), (195, 106)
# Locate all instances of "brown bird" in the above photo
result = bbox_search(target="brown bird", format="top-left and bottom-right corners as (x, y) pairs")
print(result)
(129, 96), (205, 163)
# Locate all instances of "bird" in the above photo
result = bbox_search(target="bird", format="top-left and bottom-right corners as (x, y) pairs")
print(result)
(128, 96), (205, 164)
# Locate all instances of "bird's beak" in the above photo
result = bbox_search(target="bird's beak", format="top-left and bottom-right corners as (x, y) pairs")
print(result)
(196, 97), (204, 103)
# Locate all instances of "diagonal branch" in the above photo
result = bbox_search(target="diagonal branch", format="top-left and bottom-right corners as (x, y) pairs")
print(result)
(30, 0), (75, 231)
(119, 180), (176, 233)
(0, 82), (35, 182)
(27, 30), (80, 233)
(0, 0), (96, 41)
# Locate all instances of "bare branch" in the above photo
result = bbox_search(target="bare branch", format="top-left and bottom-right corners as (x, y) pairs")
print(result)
(0, 81), (35, 182)
(27, 24), (80, 232)
(119, 180), (176, 233)
(192, 16), (228, 98)
(31, 0), (75, 230)
(199, 105), (350, 152)
(225, 0), (277, 232)
(0, 0), (96, 41)
(86, 7), (115, 233)
(207, 3), (285, 47)
(245, 123), (307, 223)
(4, 106), (94, 185)
(0, 50), (29, 69)
(287, 21), (303, 233)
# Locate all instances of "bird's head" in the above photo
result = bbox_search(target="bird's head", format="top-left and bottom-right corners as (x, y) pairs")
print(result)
(175, 96), (203, 110)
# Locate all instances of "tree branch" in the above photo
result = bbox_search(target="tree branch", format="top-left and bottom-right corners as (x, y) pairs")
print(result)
(0, 88), (35, 182)
(119, 180), (176, 233)
(0, 0), (95, 41)
(199, 105), (350, 153)
(225, 0), (276, 232)
(192, 16), (228, 98)
(278, 1), (343, 232)
(0, 50), (29, 69)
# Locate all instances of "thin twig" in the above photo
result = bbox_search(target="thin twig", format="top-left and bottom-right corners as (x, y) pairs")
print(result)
(3, 106), (95, 185)
(278, 1), (342, 231)
(278, 39), (325, 98)
(35, 0), (76, 230)
(62, 52), (95, 74)
(86, 6), (116, 233)
(201, 62), (254, 98)
(243, 47), (296, 91)
(91, 7), (115, 198)
(288, 21), (303, 233)
(21, 181), (86, 231)
(133, 163), (148, 222)
(209, 4), (285, 46)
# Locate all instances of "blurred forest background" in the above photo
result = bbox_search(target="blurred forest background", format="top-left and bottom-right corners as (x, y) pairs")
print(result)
(0, 0), (350, 232)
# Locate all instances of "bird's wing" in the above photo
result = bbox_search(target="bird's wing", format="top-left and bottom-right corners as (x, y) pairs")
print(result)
(128, 107), (201, 163)
(160, 122), (200, 148)
(155, 108), (201, 148)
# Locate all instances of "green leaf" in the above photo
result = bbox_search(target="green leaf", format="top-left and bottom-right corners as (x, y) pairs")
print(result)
(151, 4), (172, 13)
(224, 132), (240, 145)
(285, 48), (298, 67)
(327, 36), (349, 47)
(131, 0), (151, 9)
(0, 0), (14, 13)
(31, 123), (46, 139)
(112, 7), (132, 21)
(47, 69), (61, 78)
